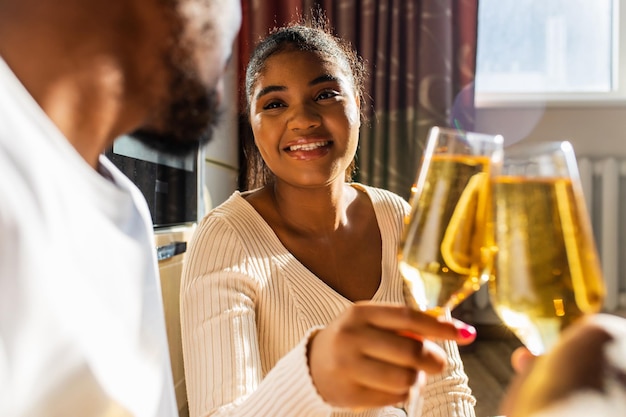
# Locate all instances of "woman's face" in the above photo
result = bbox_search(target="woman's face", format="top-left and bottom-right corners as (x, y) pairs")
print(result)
(249, 49), (360, 188)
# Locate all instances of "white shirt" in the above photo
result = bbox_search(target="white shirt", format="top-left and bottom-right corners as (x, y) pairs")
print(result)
(0, 57), (177, 416)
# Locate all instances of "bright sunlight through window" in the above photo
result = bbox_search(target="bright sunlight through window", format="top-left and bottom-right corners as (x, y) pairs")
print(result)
(476, 0), (626, 106)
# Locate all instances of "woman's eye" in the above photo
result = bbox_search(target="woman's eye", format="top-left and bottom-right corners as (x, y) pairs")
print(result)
(316, 90), (340, 101)
(262, 101), (285, 110)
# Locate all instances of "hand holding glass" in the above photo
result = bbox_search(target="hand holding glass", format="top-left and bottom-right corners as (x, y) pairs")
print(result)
(398, 127), (503, 316)
(488, 141), (605, 355)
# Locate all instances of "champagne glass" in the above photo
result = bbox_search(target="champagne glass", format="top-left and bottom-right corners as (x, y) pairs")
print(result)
(399, 127), (503, 316)
(488, 141), (606, 355)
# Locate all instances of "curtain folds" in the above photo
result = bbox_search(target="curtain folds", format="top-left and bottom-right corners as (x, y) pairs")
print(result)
(238, 0), (478, 198)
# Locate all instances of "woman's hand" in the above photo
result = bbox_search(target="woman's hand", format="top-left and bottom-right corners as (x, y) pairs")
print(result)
(307, 302), (476, 409)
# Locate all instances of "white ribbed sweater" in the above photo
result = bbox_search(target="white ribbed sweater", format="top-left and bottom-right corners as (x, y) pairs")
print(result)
(181, 184), (476, 417)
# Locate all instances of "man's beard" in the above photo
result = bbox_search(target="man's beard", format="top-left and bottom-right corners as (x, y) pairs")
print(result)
(130, 54), (221, 158)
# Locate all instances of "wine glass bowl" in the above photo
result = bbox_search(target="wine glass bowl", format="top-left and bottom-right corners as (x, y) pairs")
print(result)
(399, 127), (503, 316)
(488, 141), (605, 355)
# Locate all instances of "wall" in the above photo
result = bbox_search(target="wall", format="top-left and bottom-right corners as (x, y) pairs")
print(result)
(201, 48), (240, 215)
(475, 105), (626, 157)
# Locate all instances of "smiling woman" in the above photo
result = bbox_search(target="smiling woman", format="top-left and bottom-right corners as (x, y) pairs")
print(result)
(242, 22), (367, 191)
(247, 48), (360, 188)
(180, 20), (478, 417)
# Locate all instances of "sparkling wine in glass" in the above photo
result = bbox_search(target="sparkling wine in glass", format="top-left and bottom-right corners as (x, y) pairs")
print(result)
(488, 141), (606, 355)
(398, 127), (503, 316)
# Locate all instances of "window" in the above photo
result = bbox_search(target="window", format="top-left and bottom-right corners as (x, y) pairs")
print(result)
(476, 0), (626, 106)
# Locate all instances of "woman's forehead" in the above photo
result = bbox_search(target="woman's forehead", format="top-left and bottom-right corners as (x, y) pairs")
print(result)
(259, 49), (352, 83)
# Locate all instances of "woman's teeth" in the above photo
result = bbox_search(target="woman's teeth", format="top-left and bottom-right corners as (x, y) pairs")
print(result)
(287, 141), (329, 151)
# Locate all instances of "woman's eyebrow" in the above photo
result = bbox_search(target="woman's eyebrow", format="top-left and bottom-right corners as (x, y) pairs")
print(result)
(255, 85), (285, 101)
(309, 74), (339, 86)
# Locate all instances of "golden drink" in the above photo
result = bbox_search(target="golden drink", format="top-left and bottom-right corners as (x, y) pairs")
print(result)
(489, 177), (605, 355)
(399, 154), (494, 314)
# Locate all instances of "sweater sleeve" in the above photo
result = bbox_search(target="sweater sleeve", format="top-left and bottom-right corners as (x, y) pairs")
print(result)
(419, 339), (476, 417)
(180, 214), (333, 417)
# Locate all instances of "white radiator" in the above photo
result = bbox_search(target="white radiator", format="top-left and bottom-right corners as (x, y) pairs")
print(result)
(470, 156), (626, 321)
(578, 157), (626, 312)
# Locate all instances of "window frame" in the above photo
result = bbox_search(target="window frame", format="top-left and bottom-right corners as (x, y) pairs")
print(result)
(475, 0), (626, 108)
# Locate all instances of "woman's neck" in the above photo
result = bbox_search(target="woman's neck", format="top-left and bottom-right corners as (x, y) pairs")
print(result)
(268, 180), (356, 235)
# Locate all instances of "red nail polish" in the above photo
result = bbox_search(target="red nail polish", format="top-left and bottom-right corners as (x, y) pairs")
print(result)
(458, 325), (476, 340)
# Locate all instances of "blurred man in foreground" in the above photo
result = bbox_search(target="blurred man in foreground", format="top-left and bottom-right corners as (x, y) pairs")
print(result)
(0, 0), (241, 415)
(501, 313), (626, 417)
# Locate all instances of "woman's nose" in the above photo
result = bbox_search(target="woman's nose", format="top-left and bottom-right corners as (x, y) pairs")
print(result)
(287, 102), (321, 131)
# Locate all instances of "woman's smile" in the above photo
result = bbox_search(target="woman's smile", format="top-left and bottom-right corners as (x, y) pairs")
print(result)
(284, 139), (333, 159)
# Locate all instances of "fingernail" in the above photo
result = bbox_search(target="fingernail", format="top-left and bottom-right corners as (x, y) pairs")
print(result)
(457, 324), (476, 340)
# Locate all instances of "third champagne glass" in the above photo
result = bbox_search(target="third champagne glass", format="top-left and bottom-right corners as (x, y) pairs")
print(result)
(488, 141), (606, 355)
(399, 127), (503, 316)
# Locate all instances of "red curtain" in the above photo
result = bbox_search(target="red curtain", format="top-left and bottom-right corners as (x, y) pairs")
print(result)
(237, 0), (478, 198)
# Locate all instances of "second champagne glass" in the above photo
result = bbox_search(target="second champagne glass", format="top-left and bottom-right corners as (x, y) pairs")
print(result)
(488, 141), (606, 355)
(399, 127), (503, 316)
